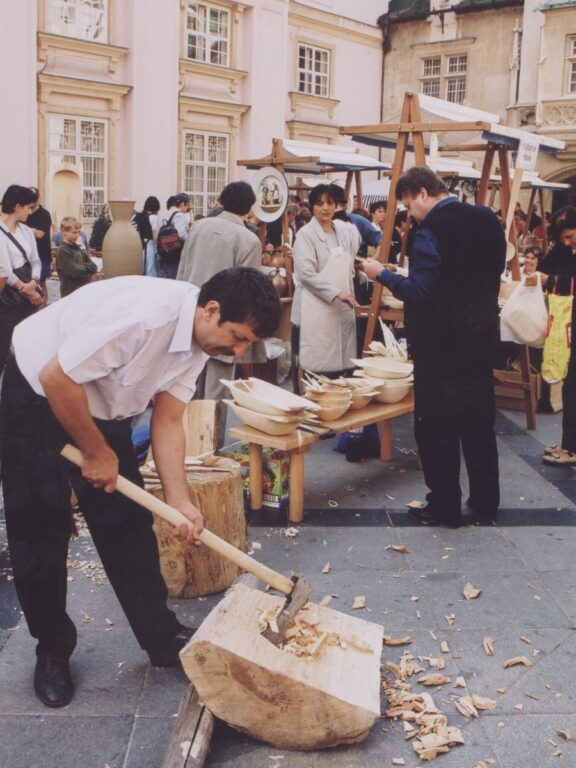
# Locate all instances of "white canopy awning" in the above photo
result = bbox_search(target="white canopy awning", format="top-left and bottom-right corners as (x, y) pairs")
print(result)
(490, 170), (571, 191)
(347, 94), (565, 155)
(242, 139), (391, 174)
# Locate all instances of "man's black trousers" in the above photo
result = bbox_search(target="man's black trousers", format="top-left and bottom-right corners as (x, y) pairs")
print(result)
(0, 357), (181, 659)
(412, 326), (500, 525)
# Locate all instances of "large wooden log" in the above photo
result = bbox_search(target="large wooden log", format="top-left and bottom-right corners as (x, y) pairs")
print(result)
(180, 583), (383, 750)
(149, 460), (246, 598)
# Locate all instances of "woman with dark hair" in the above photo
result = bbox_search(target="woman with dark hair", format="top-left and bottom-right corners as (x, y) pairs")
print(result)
(0, 184), (43, 374)
(540, 207), (576, 464)
(290, 183), (359, 389)
(521, 245), (543, 277)
(134, 195), (161, 276)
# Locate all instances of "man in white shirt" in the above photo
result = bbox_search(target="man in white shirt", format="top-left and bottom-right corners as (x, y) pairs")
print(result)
(0, 267), (280, 708)
(156, 193), (191, 279)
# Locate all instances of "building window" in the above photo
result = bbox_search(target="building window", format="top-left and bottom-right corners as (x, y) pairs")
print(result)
(46, 0), (107, 43)
(186, 2), (230, 66)
(48, 115), (108, 220)
(567, 37), (576, 93)
(183, 132), (228, 217)
(420, 53), (467, 104)
(298, 44), (330, 97)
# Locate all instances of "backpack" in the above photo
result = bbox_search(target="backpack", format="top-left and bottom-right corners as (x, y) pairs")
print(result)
(156, 212), (183, 263)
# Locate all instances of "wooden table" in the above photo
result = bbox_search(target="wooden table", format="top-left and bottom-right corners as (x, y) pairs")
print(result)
(229, 393), (414, 524)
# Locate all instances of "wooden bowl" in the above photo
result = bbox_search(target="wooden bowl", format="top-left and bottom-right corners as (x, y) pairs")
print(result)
(350, 391), (376, 410)
(225, 400), (299, 435)
(372, 381), (412, 404)
(315, 402), (351, 421)
(221, 378), (317, 415)
(352, 357), (413, 380)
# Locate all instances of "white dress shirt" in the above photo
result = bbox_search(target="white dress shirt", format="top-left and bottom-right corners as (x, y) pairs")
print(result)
(13, 276), (209, 420)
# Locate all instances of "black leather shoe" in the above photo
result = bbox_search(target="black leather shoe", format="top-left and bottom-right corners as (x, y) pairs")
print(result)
(407, 506), (460, 529)
(34, 654), (73, 708)
(147, 626), (197, 668)
(466, 498), (498, 525)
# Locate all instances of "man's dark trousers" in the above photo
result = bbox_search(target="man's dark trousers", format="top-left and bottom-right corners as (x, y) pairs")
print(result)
(413, 326), (500, 526)
(0, 357), (181, 659)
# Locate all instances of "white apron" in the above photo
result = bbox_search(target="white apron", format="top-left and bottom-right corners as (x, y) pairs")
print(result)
(299, 244), (356, 372)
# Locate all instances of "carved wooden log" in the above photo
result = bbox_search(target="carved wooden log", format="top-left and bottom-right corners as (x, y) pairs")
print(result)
(180, 583), (383, 750)
(149, 460), (246, 598)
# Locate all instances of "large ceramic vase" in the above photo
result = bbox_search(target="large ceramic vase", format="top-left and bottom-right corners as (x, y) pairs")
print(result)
(101, 200), (142, 278)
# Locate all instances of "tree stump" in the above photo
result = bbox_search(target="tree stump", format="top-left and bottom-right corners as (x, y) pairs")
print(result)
(180, 583), (383, 750)
(149, 460), (246, 598)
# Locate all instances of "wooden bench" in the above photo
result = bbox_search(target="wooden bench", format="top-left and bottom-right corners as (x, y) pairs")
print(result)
(229, 393), (414, 523)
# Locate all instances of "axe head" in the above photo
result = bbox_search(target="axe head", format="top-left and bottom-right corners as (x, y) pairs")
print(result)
(261, 576), (314, 646)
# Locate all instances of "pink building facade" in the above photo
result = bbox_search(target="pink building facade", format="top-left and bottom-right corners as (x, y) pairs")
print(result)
(0, 0), (383, 224)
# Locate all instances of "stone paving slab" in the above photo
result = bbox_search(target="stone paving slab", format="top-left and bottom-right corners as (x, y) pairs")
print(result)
(0, 714), (134, 768)
(536, 569), (576, 624)
(482, 714), (576, 768)
(501, 526), (576, 572)
(124, 716), (178, 768)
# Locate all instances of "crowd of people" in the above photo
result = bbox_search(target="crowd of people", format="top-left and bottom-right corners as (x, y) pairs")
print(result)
(0, 169), (575, 712)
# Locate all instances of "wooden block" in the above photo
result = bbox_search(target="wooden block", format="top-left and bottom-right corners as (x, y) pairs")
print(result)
(180, 583), (383, 750)
(149, 459), (246, 598)
(160, 685), (214, 768)
(183, 400), (222, 457)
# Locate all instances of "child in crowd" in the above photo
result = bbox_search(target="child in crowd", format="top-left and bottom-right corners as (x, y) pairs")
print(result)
(56, 217), (97, 296)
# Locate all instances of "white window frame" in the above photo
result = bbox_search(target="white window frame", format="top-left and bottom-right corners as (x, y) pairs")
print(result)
(46, 0), (108, 43)
(48, 114), (108, 221)
(185, 2), (231, 67)
(420, 53), (467, 104)
(182, 131), (229, 218)
(297, 43), (331, 97)
(566, 36), (576, 94)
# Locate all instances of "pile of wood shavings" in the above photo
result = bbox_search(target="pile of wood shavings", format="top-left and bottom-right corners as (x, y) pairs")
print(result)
(258, 605), (373, 659)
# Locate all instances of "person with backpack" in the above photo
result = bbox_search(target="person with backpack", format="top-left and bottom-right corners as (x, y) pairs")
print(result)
(155, 193), (190, 279)
(133, 195), (160, 276)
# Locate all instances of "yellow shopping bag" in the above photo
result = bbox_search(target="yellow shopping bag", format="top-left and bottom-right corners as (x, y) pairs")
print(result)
(542, 292), (573, 383)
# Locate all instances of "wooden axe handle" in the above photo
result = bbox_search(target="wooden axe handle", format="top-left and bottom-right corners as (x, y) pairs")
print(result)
(61, 444), (294, 596)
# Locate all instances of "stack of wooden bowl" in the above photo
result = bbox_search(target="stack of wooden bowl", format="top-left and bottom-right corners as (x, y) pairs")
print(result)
(350, 357), (414, 404)
(221, 378), (318, 435)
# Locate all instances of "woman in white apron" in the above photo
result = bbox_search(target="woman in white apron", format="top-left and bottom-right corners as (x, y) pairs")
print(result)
(291, 184), (360, 390)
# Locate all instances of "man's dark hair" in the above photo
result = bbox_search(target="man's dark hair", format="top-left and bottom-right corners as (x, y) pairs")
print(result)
(308, 183), (337, 209)
(166, 195), (176, 209)
(1, 185), (37, 213)
(220, 181), (256, 216)
(29, 186), (40, 203)
(369, 200), (387, 215)
(396, 167), (449, 200)
(173, 193), (190, 206)
(395, 209), (408, 227)
(198, 267), (281, 337)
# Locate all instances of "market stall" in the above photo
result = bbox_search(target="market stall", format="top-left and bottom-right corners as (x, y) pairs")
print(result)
(340, 92), (565, 429)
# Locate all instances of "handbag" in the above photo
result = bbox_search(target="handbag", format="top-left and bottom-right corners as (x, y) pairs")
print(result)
(0, 226), (42, 307)
(500, 273), (548, 347)
(542, 280), (574, 383)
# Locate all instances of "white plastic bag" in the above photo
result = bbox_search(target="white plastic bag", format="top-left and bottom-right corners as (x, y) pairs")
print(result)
(500, 273), (548, 347)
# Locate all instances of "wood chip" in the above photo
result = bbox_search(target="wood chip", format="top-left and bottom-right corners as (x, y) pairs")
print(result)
(383, 635), (413, 647)
(352, 595), (366, 610)
(440, 641), (450, 653)
(418, 673), (451, 687)
(483, 636), (495, 656)
(321, 562), (331, 574)
(453, 676), (466, 688)
(390, 545), (410, 554)
(392, 759), (406, 766)
(407, 500), (425, 509)
(524, 692), (540, 701)
(514, 703), (524, 711)
(463, 582), (482, 600)
(558, 730), (572, 742)
(455, 695), (478, 718)
(445, 614), (455, 626)
(503, 656), (533, 669)
(471, 694), (497, 711)
(520, 636), (531, 644)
